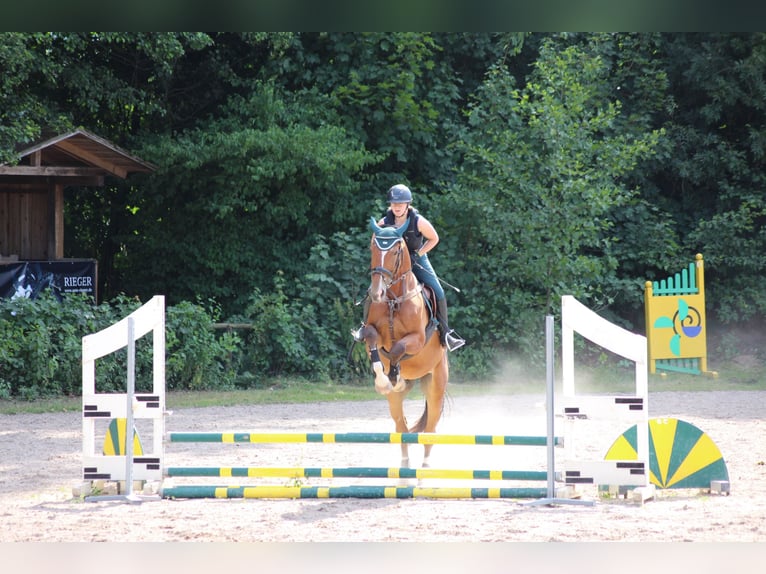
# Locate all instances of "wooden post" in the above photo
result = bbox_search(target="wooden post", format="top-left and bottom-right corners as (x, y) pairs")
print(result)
(47, 183), (65, 259)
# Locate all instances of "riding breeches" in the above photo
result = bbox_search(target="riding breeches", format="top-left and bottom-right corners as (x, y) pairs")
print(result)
(412, 253), (445, 300)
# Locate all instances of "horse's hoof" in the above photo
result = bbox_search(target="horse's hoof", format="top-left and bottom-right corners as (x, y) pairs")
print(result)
(372, 363), (391, 394)
(374, 381), (393, 395)
(392, 379), (407, 393)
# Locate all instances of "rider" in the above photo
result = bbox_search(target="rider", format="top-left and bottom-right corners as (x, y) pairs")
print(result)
(352, 183), (465, 351)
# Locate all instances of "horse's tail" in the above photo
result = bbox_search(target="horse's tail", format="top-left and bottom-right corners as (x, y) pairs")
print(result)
(408, 390), (450, 433)
(408, 401), (428, 433)
(408, 401), (429, 433)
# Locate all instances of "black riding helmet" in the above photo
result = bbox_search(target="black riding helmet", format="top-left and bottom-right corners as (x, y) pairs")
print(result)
(387, 184), (412, 204)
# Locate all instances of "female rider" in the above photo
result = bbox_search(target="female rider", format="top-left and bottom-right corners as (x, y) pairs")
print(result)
(352, 183), (465, 351)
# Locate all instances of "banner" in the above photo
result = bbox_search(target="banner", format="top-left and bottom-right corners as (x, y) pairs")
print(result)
(0, 260), (97, 301)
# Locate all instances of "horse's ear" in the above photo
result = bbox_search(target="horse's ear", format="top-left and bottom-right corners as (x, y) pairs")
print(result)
(369, 216), (409, 237)
(370, 217), (384, 235)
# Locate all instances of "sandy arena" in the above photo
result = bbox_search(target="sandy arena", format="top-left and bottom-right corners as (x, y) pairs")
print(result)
(1, 390), (765, 570)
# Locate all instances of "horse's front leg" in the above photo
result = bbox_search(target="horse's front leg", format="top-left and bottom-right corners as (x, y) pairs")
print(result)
(387, 333), (425, 392)
(361, 325), (392, 395)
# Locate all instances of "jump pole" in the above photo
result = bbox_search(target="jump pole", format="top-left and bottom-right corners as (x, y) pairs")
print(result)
(166, 466), (548, 481)
(168, 432), (561, 446)
(162, 485), (550, 499)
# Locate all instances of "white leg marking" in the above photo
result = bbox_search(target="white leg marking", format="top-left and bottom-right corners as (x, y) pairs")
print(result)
(373, 362), (392, 394)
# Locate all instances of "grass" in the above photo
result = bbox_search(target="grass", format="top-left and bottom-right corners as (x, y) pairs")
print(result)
(0, 361), (763, 416)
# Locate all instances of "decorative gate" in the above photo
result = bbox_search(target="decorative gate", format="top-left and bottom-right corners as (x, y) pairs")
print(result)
(644, 254), (715, 376)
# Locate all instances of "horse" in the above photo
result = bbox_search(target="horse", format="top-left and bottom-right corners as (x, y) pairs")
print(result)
(357, 216), (449, 468)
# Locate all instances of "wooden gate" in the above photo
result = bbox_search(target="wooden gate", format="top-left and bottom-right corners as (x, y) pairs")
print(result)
(644, 254), (715, 376)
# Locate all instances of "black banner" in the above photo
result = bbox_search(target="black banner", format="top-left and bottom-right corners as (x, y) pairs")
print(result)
(0, 260), (97, 301)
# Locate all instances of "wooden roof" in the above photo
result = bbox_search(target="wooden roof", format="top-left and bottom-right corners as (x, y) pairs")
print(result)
(0, 129), (156, 261)
(0, 128), (156, 187)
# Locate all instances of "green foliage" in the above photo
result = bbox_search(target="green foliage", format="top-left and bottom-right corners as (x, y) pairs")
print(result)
(0, 294), (238, 399)
(656, 34), (766, 324)
(166, 300), (241, 390)
(232, 240), (368, 383)
(442, 37), (661, 360)
(4, 32), (766, 385)
(292, 229), (375, 378)
(0, 293), (120, 398)
(117, 81), (378, 314)
(0, 33), (72, 163)
(689, 200), (766, 322)
(293, 32), (455, 183)
(233, 278), (306, 379)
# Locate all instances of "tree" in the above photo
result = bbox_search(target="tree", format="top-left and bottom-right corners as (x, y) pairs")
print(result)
(0, 33), (72, 163)
(659, 33), (766, 322)
(445, 37), (661, 358)
(118, 82), (377, 314)
(263, 33), (511, 191)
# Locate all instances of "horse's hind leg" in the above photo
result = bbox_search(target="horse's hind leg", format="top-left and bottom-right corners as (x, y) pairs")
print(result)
(386, 390), (412, 470)
(420, 361), (448, 469)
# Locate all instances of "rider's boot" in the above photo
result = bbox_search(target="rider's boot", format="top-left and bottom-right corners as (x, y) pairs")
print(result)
(435, 298), (465, 351)
(351, 298), (371, 342)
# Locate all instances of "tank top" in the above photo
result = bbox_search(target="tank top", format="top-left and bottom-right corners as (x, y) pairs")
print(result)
(383, 207), (423, 253)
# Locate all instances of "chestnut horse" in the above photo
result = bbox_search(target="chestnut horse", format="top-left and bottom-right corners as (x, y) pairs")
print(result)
(357, 216), (449, 468)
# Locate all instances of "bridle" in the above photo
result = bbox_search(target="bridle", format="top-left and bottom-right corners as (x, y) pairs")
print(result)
(371, 238), (408, 290)
(370, 236), (422, 299)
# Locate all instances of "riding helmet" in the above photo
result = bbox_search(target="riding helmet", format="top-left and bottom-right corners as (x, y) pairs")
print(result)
(387, 184), (412, 203)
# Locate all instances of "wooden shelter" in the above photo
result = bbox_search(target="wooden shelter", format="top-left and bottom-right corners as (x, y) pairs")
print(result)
(0, 128), (155, 262)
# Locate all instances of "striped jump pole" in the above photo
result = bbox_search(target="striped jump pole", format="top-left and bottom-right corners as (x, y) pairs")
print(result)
(165, 466), (549, 481)
(160, 485), (551, 499)
(168, 432), (562, 447)
(158, 315), (589, 502)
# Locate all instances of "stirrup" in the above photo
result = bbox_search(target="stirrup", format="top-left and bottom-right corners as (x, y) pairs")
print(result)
(445, 330), (465, 352)
(351, 323), (365, 342)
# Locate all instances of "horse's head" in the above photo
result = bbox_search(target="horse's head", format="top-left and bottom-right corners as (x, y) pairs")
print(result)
(368, 216), (411, 303)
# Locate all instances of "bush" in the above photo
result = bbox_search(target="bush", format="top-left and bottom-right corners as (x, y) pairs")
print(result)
(166, 300), (241, 391)
(0, 293), (240, 399)
(0, 293), (99, 398)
